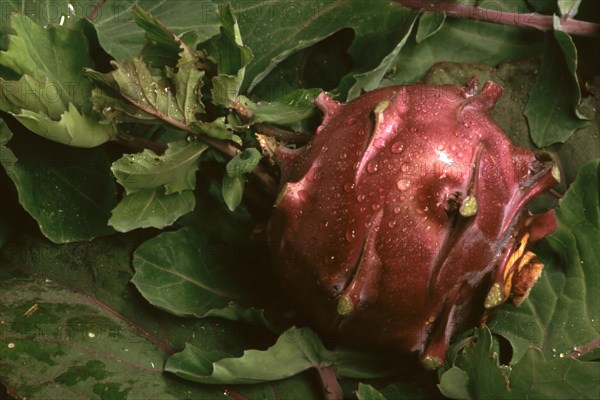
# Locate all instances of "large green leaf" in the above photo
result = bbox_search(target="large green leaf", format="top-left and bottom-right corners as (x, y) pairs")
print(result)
(383, 13), (544, 88)
(0, 280), (231, 400)
(213, 0), (415, 93)
(0, 15), (113, 147)
(90, 0), (221, 61)
(524, 18), (588, 147)
(347, 11), (418, 100)
(166, 326), (399, 384)
(439, 326), (600, 399)
(0, 120), (116, 243)
(0, 233), (317, 399)
(131, 227), (266, 324)
(489, 160), (600, 363)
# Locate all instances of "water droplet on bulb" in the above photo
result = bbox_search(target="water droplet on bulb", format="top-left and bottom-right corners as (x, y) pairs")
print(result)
(397, 179), (411, 191)
(371, 203), (381, 211)
(367, 161), (379, 174)
(391, 142), (404, 154)
(343, 183), (355, 192)
(357, 194), (366, 202)
(345, 229), (356, 242)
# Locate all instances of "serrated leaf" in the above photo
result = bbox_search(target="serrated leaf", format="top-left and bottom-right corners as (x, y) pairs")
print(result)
(489, 160), (600, 362)
(239, 89), (320, 126)
(88, 56), (205, 127)
(356, 383), (388, 400)
(131, 227), (266, 324)
(416, 11), (446, 43)
(525, 21), (588, 147)
(109, 187), (195, 232)
(208, 5), (253, 107)
(439, 327), (510, 399)
(111, 140), (207, 194)
(221, 174), (245, 211)
(0, 1), (80, 50)
(347, 11), (418, 100)
(0, 15), (114, 147)
(90, 0), (220, 61)
(441, 327), (600, 399)
(0, 121), (116, 243)
(165, 326), (399, 385)
(133, 5), (189, 68)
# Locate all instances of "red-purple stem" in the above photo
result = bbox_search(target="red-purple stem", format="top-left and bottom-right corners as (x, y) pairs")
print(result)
(396, 0), (600, 37)
(317, 366), (343, 400)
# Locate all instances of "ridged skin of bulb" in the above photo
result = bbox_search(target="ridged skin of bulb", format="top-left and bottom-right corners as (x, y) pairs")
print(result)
(268, 80), (558, 368)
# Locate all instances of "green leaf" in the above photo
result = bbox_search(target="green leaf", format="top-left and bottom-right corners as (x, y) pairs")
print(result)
(211, 0), (416, 93)
(132, 5), (185, 68)
(111, 140), (207, 194)
(0, 121), (116, 243)
(208, 5), (253, 107)
(226, 148), (262, 177)
(0, 15), (114, 147)
(439, 327), (510, 399)
(239, 89), (321, 126)
(221, 174), (245, 211)
(0, 226), (316, 399)
(356, 383), (388, 400)
(131, 227), (265, 324)
(0, 280), (233, 400)
(347, 11), (419, 100)
(0, 1), (80, 50)
(88, 56), (205, 127)
(556, 91), (600, 185)
(489, 160), (600, 362)
(506, 348), (600, 399)
(416, 12), (446, 43)
(525, 21), (588, 147)
(166, 326), (398, 384)
(109, 187), (195, 232)
(383, 9), (544, 87)
(558, 0), (581, 17)
(90, 0), (220, 61)
(441, 326), (600, 399)
(437, 367), (471, 400)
